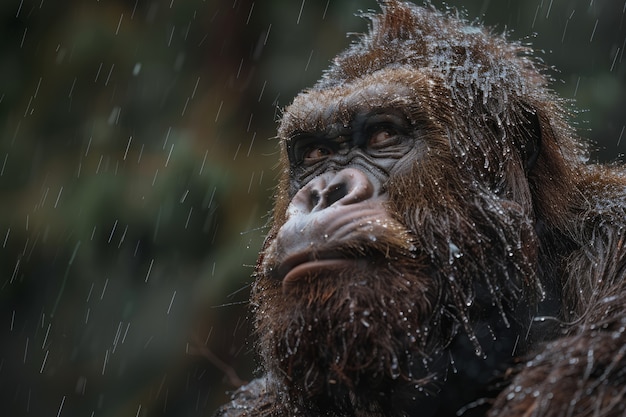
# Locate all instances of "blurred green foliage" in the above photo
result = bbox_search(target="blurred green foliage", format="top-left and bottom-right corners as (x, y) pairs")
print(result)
(0, 1), (623, 416)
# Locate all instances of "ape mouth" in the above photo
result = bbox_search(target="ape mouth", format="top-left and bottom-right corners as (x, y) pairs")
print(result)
(276, 251), (367, 284)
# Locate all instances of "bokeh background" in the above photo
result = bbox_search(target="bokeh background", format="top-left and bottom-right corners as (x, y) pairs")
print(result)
(1, 0), (624, 416)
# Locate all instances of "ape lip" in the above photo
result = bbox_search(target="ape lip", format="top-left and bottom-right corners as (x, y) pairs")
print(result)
(276, 251), (361, 283)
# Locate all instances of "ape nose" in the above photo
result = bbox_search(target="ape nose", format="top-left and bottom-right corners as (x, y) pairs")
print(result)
(290, 168), (376, 214)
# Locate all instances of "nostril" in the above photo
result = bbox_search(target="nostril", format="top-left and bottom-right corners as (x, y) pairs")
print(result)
(310, 190), (321, 209)
(326, 183), (348, 207)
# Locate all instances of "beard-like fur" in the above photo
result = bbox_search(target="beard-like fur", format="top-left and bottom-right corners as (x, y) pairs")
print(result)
(251, 170), (540, 413)
(252, 253), (440, 412)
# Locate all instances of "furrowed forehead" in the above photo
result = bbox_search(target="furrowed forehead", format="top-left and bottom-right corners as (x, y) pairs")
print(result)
(278, 68), (429, 138)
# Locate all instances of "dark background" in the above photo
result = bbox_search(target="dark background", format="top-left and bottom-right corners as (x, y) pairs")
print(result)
(0, 1), (624, 416)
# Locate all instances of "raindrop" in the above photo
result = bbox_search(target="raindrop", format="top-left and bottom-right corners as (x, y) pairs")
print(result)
(245, 171), (255, 193)
(199, 150), (208, 175)
(0, 153), (7, 176)
(448, 241), (461, 261)
(545, 0), (554, 18)
(94, 62), (103, 82)
(165, 143), (175, 167)
(184, 207), (193, 229)
(20, 27), (27, 48)
(144, 335), (154, 349)
(86, 282), (94, 302)
(304, 50), (314, 72)
(589, 19), (599, 43)
(246, 2), (254, 25)
(180, 189), (189, 203)
(102, 349), (109, 375)
(100, 278), (109, 300)
(75, 377), (87, 396)
(107, 106), (121, 125)
(39, 350), (49, 373)
(215, 100), (223, 122)
(41, 323), (51, 348)
(68, 77), (76, 98)
(181, 97), (190, 116)
(2, 228), (9, 247)
(56, 396), (66, 417)
(258, 80), (267, 102)
(115, 14), (124, 35)
(167, 291), (177, 314)
(297, 0), (306, 24)
(23, 337), (29, 363)
(390, 354), (400, 379)
(53, 187), (63, 208)
(247, 132), (256, 157)
(191, 76), (200, 98)
(444, 351), (456, 374)
(322, 0), (330, 19)
(104, 63), (115, 86)
(167, 25), (175, 47)
(108, 220), (118, 243)
(145, 259), (154, 283)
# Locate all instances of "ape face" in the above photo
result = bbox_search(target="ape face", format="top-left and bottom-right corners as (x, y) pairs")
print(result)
(254, 71), (438, 398)
(252, 66), (539, 404)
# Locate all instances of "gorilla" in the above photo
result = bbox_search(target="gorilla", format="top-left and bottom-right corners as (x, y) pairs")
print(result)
(216, 2), (626, 416)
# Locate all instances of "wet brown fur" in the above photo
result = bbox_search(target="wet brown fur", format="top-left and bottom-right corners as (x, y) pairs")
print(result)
(216, 2), (626, 416)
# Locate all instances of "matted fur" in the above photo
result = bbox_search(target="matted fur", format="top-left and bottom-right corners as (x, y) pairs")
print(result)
(216, 2), (626, 416)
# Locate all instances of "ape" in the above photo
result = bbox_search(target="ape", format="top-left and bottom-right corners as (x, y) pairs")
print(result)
(217, 1), (626, 416)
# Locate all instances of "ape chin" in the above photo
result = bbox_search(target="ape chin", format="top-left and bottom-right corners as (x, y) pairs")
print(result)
(216, 1), (626, 417)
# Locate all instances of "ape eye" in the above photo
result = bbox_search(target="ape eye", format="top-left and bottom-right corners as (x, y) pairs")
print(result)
(366, 123), (401, 149)
(289, 134), (336, 166)
(290, 137), (334, 165)
(368, 127), (399, 148)
(361, 112), (408, 149)
(303, 145), (333, 162)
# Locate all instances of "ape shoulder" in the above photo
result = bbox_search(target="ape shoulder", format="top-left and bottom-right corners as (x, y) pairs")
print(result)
(214, 378), (279, 417)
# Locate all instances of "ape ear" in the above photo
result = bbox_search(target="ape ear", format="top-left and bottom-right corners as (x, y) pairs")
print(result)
(522, 109), (542, 173)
